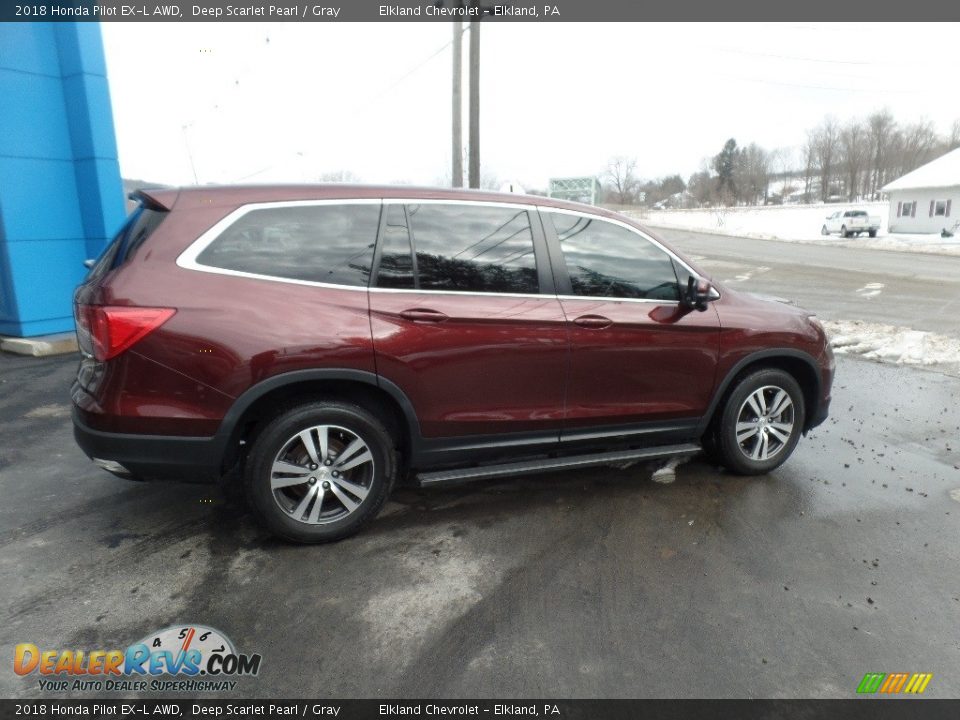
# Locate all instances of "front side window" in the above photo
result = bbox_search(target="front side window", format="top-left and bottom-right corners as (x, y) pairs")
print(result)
(547, 212), (680, 301)
(195, 204), (380, 286)
(403, 203), (539, 294)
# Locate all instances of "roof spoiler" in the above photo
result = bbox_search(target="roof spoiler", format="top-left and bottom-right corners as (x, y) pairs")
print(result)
(129, 188), (177, 211)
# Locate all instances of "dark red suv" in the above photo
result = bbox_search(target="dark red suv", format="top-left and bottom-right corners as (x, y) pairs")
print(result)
(73, 186), (834, 542)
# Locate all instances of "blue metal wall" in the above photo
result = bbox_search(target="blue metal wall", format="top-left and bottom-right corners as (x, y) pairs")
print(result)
(0, 22), (125, 337)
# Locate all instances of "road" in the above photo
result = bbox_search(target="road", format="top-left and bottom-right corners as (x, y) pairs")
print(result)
(653, 227), (960, 337)
(2, 350), (959, 699)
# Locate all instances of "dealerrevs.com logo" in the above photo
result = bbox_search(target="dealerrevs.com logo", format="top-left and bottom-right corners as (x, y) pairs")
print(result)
(14, 625), (262, 693)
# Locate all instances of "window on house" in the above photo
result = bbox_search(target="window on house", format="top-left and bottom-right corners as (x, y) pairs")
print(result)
(934, 200), (949, 217)
(900, 201), (915, 218)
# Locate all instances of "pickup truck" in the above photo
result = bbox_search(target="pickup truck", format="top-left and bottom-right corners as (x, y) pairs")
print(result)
(821, 210), (881, 238)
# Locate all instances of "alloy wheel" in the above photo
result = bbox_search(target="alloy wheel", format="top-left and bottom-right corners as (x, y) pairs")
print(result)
(734, 385), (795, 462)
(269, 424), (375, 525)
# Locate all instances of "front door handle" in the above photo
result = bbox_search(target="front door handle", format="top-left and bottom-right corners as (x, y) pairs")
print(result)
(400, 308), (449, 323)
(573, 314), (613, 329)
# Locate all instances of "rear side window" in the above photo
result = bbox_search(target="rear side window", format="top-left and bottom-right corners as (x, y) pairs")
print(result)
(196, 204), (380, 287)
(86, 205), (167, 281)
(547, 211), (680, 301)
(393, 203), (539, 294)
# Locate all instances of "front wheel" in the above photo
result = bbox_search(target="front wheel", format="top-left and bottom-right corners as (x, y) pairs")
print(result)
(841, 225), (849, 238)
(715, 369), (805, 475)
(244, 401), (396, 543)
(821, 225), (829, 236)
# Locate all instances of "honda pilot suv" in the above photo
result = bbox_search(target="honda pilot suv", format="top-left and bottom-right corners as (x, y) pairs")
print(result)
(73, 186), (834, 543)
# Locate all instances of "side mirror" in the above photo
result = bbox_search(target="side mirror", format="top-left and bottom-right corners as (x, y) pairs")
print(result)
(683, 276), (713, 312)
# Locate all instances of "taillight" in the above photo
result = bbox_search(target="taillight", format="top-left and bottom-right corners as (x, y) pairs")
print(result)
(75, 305), (176, 361)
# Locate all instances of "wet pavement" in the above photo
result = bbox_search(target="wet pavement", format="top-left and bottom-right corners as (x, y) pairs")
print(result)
(1, 351), (958, 698)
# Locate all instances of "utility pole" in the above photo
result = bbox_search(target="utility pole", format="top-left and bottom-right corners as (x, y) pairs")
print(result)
(451, 19), (463, 188)
(468, 19), (480, 189)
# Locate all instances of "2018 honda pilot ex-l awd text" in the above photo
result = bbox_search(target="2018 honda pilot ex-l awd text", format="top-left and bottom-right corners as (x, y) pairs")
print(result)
(72, 185), (834, 543)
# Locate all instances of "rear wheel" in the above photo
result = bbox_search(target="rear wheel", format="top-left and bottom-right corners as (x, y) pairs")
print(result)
(868, 230), (877, 238)
(244, 401), (396, 543)
(715, 369), (805, 475)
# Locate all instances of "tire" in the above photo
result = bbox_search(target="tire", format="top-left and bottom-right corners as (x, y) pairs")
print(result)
(841, 225), (849, 238)
(821, 225), (829, 236)
(868, 230), (877, 238)
(244, 401), (396, 543)
(715, 368), (805, 476)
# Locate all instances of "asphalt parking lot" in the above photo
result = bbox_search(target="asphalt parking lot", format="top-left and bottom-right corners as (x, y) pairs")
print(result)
(1, 349), (959, 699)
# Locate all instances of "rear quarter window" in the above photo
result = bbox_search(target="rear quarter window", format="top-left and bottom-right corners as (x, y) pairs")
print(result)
(194, 203), (381, 287)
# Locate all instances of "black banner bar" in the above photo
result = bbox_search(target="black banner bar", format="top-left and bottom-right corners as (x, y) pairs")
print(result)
(2, 700), (960, 720)
(1, 0), (956, 22)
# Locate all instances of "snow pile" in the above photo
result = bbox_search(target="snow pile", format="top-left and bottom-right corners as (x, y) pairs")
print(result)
(823, 319), (960, 367)
(630, 203), (960, 256)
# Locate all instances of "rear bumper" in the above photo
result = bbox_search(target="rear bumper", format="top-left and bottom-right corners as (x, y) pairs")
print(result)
(73, 408), (222, 483)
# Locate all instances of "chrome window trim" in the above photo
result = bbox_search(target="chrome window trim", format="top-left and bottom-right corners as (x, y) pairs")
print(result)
(177, 197), (541, 293)
(176, 197), (719, 303)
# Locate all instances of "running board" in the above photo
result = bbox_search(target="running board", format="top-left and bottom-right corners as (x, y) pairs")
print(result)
(416, 443), (701, 487)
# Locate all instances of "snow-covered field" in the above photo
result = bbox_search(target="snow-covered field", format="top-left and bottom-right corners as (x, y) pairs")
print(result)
(630, 202), (960, 256)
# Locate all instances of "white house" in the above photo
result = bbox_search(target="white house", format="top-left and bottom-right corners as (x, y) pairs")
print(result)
(883, 148), (960, 234)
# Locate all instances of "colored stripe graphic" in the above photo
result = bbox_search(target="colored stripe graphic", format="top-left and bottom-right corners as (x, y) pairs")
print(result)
(904, 674), (933, 694)
(857, 673), (886, 693)
(857, 672), (932, 694)
(881, 673), (909, 693)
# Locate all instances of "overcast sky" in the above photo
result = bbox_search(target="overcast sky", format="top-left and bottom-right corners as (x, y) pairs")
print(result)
(101, 22), (960, 190)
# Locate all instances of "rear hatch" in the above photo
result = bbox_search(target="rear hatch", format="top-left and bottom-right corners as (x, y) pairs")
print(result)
(74, 190), (174, 384)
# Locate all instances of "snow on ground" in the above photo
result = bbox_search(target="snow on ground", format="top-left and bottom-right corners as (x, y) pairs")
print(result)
(823, 319), (960, 369)
(629, 202), (960, 256)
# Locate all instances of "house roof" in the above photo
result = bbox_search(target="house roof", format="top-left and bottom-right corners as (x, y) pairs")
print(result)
(882, 148), (960, 192)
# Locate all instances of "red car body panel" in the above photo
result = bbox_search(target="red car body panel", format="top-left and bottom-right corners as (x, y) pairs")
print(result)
(559, 298), (722, 428)
(369, 291), (569, 438)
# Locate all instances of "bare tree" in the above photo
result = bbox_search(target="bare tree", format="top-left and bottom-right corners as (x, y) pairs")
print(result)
(734, 143), (770, 205)
(687, 170), (714, 207)
(802, 134), (817, 201)
(895, 120), (939, 176)
(840, 119), (868, 201)
(947, 119), (960, 151)
(866, 109), (895, 199)
(812, 117), (840, 201)
(604, 156), (640, 205)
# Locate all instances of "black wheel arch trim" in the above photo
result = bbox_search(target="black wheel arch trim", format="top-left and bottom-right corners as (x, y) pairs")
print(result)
(214, 368), (422, 468)
(698, 348), (823, 435)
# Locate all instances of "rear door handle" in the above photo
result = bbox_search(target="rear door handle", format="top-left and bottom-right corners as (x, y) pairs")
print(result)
(399, 308), (449, 323)
(573, 314), (613, 329)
